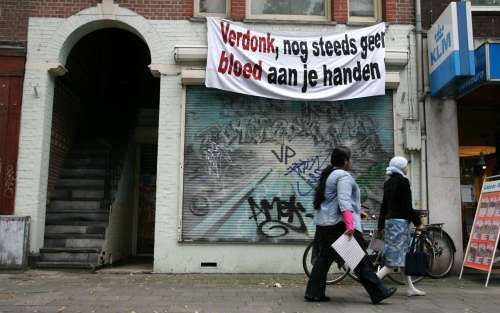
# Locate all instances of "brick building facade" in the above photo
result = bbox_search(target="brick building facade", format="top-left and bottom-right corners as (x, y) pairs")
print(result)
(1, 0), (424, 273)
(1, 0), (416, 45)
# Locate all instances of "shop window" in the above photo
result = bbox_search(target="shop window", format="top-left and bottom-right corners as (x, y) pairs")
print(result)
(348, 0), (381, 23)
(194, 0), (230, 17)
(246, 0), (330, 21)
(471, 0), (500, 12)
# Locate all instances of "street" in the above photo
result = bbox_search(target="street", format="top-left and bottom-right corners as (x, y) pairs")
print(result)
(0, 269), (499, 313)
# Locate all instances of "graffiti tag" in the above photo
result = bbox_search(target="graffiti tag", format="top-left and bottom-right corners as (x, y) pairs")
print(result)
(285, 156), (323, 196)
(271, 144), (296, 165)
(248, 195), (313, 238)
(285, 156), (320, 176)
(206, 141), (232, 178)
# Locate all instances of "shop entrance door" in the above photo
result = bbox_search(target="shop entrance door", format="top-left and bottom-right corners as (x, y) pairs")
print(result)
(458, 90), (500, 248)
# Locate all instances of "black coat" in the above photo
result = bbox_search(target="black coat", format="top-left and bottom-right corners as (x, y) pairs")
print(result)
(378, 173), (422, 230)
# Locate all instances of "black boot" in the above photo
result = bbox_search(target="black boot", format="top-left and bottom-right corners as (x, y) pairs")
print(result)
(304, 295), (331, 302)
(349, 231), (397, 304)
(353, 259), (397, 304)
(370, 286), (397, 304)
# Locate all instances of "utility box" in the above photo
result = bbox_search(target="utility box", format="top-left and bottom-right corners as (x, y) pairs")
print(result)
(0, 216), (30, 269)
(404, 119), (422, 151)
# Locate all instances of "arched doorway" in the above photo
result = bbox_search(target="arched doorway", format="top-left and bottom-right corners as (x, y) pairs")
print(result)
(38, 28), (159, 268)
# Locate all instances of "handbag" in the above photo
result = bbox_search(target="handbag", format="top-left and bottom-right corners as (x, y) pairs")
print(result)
(404, 232), (429, 276)
(368, 231), (384, 252)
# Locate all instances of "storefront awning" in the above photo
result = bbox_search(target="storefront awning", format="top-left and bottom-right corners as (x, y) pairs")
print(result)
(458, 42), (500, 97)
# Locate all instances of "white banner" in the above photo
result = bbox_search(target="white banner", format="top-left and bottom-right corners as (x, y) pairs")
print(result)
(206, 17), (386, 101)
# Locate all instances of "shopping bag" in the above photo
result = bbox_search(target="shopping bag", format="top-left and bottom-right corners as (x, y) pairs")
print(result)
(404, 232), (429, 276)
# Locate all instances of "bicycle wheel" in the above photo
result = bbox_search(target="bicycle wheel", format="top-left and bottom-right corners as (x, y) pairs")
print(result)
(386, 238), (433, 285)
(425, 228), (455, 278)
(302, 241), (349, 285)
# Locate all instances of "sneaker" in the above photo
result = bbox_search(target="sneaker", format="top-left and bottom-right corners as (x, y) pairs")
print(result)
(406, 288), (426, 297)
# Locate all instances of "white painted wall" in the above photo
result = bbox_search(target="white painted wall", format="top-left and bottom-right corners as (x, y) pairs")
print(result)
(16, 3), (421, 273)
(152, 22), (420, 273)
(101, 144), (136, 264)
(425, 97), (463, 271)
(14, 68), (55, 253)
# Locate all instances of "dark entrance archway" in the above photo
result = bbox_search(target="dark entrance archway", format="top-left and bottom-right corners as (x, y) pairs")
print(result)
(38, 28), (159, 268)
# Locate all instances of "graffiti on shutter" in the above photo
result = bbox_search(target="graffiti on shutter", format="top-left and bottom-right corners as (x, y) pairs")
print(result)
(182, 86), (393, 242)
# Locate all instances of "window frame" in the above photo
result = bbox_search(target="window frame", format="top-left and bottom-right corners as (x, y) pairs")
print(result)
(347, 0), (382, 24)
(193, 0), (230, 17)
(245, 0), (331, 22)
(471, 6), (500, 12)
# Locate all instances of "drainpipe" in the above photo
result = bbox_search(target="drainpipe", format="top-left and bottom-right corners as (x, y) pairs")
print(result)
(416, 0), (428, 212)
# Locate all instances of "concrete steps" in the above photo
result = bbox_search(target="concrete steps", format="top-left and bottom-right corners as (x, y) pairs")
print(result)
(64, 158), (106, 168)
(38, 143), (113, 270)
(57, 178), (105, 188)
(35, 261), (95, 269)
(51, 188), (105, 199)
(60, 168), (106, 177)
(45, 220), (107, 226)
(39, 248), (100, 263)
(45, 209), (109, 224)
(44, 233), (104, 249)
(49, 199), (102, 210)
(45, 224), (106, 234)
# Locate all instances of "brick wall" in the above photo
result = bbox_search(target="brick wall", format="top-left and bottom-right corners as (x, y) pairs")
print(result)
(333, 0), (348, 24)
(384, 0), (415, 24)
(1, 1), (416, 46)
(0, 1), (33, 46)
(421, 0), (451, 30)
(231, 0), (245, 20)
(0, 0), (192, 45)
(47, 80), (85, 199)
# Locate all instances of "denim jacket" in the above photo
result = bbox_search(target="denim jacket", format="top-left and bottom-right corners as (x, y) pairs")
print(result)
(314, 169), (362, 232)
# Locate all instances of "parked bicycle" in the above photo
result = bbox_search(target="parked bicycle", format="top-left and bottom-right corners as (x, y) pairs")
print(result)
(302, 209), (456, 285)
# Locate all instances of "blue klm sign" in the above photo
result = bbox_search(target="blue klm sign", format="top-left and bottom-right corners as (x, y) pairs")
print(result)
(428, 1), (475, 97)
(430, 25), (452, 67)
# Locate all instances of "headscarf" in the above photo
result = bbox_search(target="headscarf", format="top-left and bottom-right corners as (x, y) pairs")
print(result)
(386, 156), (408, 176)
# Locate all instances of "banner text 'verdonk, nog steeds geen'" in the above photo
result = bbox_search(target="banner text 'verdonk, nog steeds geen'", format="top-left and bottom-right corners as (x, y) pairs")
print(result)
(206, 18), (386, 101)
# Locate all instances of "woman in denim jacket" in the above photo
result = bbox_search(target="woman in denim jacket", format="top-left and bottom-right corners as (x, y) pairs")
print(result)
(304, 146), (396, 304)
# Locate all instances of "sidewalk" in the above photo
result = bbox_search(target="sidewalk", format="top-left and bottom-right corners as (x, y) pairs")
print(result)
(0, 270), (499, 313)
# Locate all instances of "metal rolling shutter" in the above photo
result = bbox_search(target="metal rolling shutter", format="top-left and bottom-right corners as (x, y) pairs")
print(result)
(182, 86), (393, 243)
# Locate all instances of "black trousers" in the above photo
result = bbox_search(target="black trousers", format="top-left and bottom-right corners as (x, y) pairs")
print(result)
(305, 223), (390, 302)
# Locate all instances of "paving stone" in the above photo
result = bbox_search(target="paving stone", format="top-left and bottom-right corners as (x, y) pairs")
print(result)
(0, 271), (499, 313)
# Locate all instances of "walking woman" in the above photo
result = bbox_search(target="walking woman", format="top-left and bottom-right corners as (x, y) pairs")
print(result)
(305, 146), (396, 304)
(376, 156), (426, 296)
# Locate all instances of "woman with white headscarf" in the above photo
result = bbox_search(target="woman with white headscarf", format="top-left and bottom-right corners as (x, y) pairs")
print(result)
(376, 156), (426, 296)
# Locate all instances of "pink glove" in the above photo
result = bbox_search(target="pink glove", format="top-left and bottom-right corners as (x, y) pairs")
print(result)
(341, 210), (355, 231)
